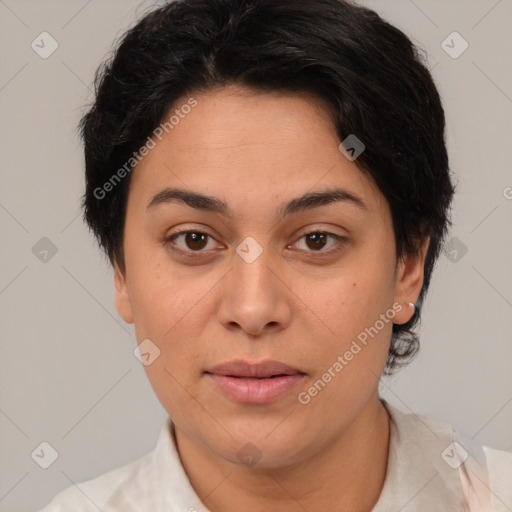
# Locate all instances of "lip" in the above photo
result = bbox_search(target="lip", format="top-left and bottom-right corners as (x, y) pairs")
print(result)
(207, 360), (303, 378)
(205, 360), (306, 404)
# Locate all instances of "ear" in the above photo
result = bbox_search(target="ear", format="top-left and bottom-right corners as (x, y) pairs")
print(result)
(114, 263), (134, 324)
(392, 236), (430, 325)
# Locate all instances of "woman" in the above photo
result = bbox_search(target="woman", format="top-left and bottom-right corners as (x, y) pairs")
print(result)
(40, 0), (512, 510)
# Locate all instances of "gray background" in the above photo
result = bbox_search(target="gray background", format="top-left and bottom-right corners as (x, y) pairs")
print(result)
(1, 1), (511, 510)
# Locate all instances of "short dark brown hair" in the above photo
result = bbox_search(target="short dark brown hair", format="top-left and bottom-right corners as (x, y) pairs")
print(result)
(78, 0), (455, 374)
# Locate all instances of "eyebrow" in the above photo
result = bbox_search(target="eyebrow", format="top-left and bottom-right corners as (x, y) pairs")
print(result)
(147, 186), (368, 218)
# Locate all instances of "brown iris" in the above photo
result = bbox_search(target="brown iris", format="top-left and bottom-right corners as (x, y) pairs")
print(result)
(304, 232), (328, 251)
(184, 232), (209, 251)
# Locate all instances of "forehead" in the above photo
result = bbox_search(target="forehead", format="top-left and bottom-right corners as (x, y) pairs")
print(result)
(128, 84), (385, 215)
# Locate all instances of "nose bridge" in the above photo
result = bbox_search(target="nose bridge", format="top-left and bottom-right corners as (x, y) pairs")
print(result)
(232, 235), (278, 298)
(218, 235), (290, 334)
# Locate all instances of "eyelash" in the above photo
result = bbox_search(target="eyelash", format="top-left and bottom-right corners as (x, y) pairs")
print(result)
(164, 230), (347, 259)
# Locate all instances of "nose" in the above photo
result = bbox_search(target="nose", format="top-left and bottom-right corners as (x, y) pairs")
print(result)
(216, 242), (292, 337)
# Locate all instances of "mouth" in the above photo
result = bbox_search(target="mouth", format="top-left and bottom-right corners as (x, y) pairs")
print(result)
(206, 359), (304, 378)
(205, 360), (306, 404)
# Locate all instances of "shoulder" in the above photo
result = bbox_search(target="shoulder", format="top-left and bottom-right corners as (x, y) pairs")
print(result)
(382, 399), (512, 510)
(461, 443), (512, 511)
(37, 446), (157, 511)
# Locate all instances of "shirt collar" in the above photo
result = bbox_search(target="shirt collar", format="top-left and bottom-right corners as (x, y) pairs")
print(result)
(371, 398), (465, 510)
(152, 417), (212, 511)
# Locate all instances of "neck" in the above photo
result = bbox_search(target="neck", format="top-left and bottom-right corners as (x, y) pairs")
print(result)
(174, 393), (390, 512)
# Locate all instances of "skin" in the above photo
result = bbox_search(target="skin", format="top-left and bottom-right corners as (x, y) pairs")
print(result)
(113, 84), (429, 512)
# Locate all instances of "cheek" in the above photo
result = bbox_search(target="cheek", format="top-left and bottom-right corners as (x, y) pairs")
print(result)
(301, 265), (395, 382)
(126, 252), (210, 337)
(128, 267), (224, 386)
(315, 272), (394, 340)
(303, 279), (393, 403)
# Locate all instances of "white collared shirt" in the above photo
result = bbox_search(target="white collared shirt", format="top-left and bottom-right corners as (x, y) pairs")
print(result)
(38, 399), (512, 511)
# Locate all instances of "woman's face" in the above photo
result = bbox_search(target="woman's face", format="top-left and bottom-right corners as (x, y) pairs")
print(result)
(114, 84), (426, 468)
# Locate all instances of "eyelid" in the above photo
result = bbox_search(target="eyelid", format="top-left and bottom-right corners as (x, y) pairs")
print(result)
(164, 228), (223, 258)
(289, 231), (347, 257)
(164, 227), (348, 258)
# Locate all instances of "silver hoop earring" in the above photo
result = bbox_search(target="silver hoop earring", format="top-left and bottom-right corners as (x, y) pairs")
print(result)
(407, 302), (416, 314)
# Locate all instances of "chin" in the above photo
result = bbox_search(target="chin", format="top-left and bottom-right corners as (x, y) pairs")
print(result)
(209, 421), (307, 468)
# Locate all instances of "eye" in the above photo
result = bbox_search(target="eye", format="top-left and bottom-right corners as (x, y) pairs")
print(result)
(164, 230), (220, 258)
(291, 231), (347, 256)
(164, 229), (347, 260)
